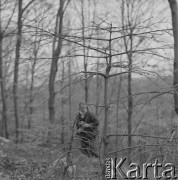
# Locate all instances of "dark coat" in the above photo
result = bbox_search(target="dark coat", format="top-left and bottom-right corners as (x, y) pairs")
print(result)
(75, 111), (99, 137)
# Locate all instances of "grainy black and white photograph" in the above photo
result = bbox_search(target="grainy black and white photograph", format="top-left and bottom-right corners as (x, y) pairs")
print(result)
(0, 0), (177, 179)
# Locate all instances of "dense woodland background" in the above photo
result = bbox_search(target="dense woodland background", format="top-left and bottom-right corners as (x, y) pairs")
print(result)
(0, 0), (178, 179)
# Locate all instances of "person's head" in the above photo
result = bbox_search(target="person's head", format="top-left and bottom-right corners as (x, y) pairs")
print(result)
(79, 102), (88, 115)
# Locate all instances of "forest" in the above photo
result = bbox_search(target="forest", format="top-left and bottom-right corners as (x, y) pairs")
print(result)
(0, 0), (178, 179)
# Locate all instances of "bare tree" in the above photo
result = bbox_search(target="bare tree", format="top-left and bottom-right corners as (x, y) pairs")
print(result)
(60, 59), (65, 145)
(74, 24), (129, 176)
(48, 0), (64, 125)
(121, 0), (134, 164)
(0, 0), (8, 138)
(67, 41), (72, 135)
(13, 0), (36, 143)
(28, 6), (44, 130)
(81, 0), (88, 103)
(48, 0), (71, 142)
(168, 0), (178, 115)
(13, 0), (23, 143)
(120, 0), (155, 163)
(74, 0), (97, 104)
(95, 29), (101, 116)
(115, 74), (123, 156)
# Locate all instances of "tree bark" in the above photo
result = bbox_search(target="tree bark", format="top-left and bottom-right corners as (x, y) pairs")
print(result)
(103, 75), (109, 156)
(60, 60), (65, 145)
(95, 29), (100, 115)
(121, 0), (133, 164)
(13, 0), (23, 143)
(28, 18), (39, 129)
(95, 58), (100, 115)
(102, 26), (112, 177)
(48, 0), (64, 124)
(168, 0), (178, 114)
(68, 43), (72, 136)
(0, 0), (8, 138)
(127, 50), (133, 164)
(81, 0), (88, 103)
(115, 75), (122, 156)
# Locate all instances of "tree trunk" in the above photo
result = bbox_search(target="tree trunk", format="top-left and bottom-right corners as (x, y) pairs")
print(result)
(168, 0), (178, 114)
(95, 58), (100, 115)
(125, 32), (133, 164)
(95, 29), (100, 115)
(28, 52), (36, 129)
(68, 45), (72, 135)
(28, 22), (39, 130)
(127, 54), (133, 164)
(0, 0), (8, 138)
(13, 0), (23, 143)
(21, 64), (29, 142)
(48, 0), (64, 142)
(102, 26), (112, 177)
(115, 75), (122, 156)
(81, 0), (88, 103)
(60, 60), (65, 145)
(48, 0), (64, 124)
(121, 0), (133, 163)
(102, 75), (109, 160)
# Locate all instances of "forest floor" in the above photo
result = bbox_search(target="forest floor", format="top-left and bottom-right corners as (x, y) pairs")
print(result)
(0, 140), (102, 180)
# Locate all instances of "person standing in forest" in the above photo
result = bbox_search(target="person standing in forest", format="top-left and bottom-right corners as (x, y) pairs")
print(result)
(75, 102), (99, 158)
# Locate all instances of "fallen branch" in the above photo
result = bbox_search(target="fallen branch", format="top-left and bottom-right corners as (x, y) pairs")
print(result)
(0, 137), (10, 143)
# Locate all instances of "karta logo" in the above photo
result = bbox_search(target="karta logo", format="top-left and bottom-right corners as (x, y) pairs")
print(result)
(105, 157), (177, 179)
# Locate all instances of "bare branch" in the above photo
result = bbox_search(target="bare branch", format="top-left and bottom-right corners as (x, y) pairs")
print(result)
(109, 143), (176, 155)
(22, 0), (36, 14)
(80, 71), (106, 78)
